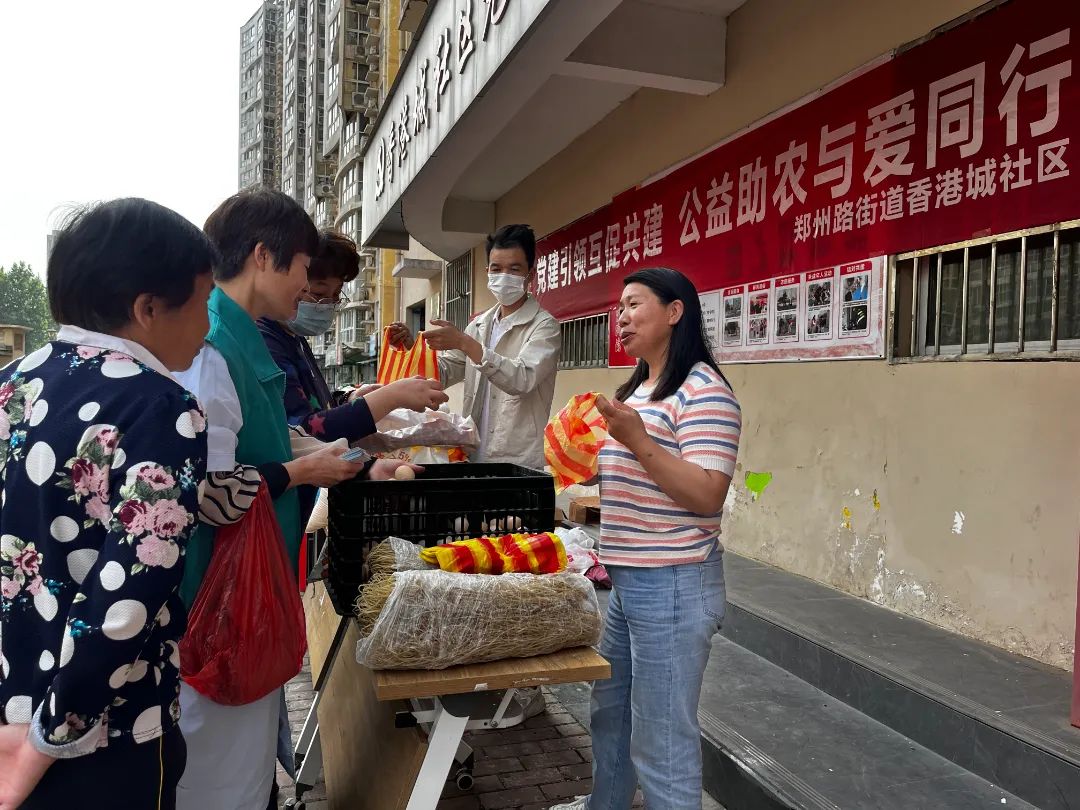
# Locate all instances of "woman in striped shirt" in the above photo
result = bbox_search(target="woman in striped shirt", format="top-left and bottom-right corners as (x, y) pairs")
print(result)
(552, 267), (741, 810)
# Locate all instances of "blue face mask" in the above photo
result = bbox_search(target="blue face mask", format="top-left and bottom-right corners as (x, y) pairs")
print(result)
(286, 301), (336, 336)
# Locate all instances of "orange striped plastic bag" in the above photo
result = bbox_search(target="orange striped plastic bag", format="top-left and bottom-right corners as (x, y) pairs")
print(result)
(544, 393), (608, 493)
(377, 326), (439, 384)
(419, 532), (568, 575)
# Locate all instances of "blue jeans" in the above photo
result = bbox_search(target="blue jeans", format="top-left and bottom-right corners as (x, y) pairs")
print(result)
(587, 548), (725, 810)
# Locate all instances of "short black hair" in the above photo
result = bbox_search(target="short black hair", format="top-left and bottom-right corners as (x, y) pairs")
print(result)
(48, 198), (219, 332)
(486, 223), (536, 269)
(308, 229), (360, 283)
(203, 189), (319, 281)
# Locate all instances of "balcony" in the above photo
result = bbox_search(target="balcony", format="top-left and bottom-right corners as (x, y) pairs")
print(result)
(342, 79), (370, 113)
(309, 332), (328, 356)
(392, 257), (443, 280)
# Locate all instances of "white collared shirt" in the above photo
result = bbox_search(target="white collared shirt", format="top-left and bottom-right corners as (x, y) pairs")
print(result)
(55, 324), (173, 380)
(476, 312), (513, 461)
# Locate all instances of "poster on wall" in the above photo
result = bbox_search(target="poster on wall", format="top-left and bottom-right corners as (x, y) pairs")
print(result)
(530, 0), (1080, 367)
(721, 286), (744, 348)
(700, 291), (722, 352)
(806, 269), (835, 341)
(774, 276), (800, 344)
(714, 257), (886, 363)
(747, 282), (771, 346)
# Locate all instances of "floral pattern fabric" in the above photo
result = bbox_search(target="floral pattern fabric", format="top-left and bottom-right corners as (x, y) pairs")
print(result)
(0, 340), (207, 753)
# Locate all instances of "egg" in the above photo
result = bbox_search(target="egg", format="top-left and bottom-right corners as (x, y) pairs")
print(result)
(395, 465), (416, 481)
(452, 517), (470, 534)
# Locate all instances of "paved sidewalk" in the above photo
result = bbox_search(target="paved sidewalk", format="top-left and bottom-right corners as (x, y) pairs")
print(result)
(276, 672), (722, 810)
(276, 659), (328, 809)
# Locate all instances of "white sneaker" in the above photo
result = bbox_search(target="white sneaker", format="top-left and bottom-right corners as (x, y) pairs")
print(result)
(548, 799), (588, 810)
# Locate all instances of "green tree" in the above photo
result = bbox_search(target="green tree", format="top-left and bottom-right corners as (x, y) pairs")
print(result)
(0, 262), (56, 351)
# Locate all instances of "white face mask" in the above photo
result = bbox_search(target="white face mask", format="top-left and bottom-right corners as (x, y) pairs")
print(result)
(487, 272), (527, 307)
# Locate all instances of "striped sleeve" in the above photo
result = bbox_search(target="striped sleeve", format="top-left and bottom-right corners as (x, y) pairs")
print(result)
(199, 465), (261, 526)
(674, 369), (741, 475)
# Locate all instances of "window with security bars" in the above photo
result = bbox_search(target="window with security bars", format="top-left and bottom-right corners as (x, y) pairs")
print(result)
(893, 221), (1080, 359)
(559, 313), (609, 370)
(444, 251), (472, 330)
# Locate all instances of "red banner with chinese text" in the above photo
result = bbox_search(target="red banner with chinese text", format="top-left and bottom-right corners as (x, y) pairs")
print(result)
(533, 0), (1079, 326)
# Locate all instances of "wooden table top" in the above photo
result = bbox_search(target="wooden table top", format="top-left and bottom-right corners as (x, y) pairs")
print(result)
(372, 646), (610, 701)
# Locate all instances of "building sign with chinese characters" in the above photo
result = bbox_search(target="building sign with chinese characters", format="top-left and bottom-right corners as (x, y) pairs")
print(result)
(535, 0), (1078, 364)
(362, 0), (552, 242)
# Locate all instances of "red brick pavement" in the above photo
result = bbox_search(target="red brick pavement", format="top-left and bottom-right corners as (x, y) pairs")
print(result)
(434, 690), (645, 810)
(275, 678), (642, 810)
(278, 675), (720, 809)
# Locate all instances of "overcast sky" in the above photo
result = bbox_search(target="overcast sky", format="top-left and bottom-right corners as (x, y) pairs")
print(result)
(0, 0), (261, 278)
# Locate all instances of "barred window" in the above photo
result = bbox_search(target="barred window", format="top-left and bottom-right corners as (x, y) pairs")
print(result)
(893, 221), (1080, 360)
(444, 251), (472, 330)
(559, 313), (609, 370)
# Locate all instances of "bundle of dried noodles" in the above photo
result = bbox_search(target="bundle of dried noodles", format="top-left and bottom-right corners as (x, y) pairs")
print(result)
(354, 569), (602, 670)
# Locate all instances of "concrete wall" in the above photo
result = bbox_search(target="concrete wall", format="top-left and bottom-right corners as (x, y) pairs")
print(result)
(451, 0), (1078, 669)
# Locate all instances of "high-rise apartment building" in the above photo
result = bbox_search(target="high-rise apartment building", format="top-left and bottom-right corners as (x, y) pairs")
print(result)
(238, 1), (284, 190)
(280, 0), (307, 202)
(240, 0), (386, 387)
(303, 0), (335, 219)
(316, 0), (383, 386)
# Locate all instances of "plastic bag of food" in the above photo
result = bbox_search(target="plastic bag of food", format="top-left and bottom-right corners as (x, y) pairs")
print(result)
(544, 393), (608, 493)
(358, 406), (478, 453)
(553, 527), (599, 573)
(418, 532), (567, 574)
(181, 485), (306, 704)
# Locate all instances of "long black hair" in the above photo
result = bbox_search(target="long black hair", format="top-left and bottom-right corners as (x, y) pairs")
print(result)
(615, 267), (729, 402)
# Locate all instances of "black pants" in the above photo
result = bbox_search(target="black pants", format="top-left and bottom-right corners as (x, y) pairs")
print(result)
(21, 726), (187, 810)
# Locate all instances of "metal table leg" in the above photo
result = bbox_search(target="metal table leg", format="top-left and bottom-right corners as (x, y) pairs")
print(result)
(406, 698), (471, 810)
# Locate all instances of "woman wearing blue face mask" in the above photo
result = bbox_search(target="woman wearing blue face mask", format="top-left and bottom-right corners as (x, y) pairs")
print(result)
(257, 229), (448, 524)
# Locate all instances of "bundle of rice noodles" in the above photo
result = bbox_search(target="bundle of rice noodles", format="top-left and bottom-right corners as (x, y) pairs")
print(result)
(365, 536), (432, 579)
(354, 569), (602, 670)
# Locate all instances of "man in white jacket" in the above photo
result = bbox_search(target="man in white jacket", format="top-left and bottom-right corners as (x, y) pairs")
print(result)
(388, 224), (561, 472)
(388, 224), (561, 719)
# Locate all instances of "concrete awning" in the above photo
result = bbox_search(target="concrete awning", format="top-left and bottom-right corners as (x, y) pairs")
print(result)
(392, 257), (443, 279)
(362, 0), (746, 259)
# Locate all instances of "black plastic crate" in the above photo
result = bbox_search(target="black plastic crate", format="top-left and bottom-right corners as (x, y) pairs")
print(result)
(324, 463), (556, 616)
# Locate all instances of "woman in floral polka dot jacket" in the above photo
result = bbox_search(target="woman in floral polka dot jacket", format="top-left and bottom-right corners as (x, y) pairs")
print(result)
(0, 198), (216, 809)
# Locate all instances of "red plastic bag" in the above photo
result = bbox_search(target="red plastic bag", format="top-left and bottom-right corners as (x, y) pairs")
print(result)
(180, 484), (307, 705)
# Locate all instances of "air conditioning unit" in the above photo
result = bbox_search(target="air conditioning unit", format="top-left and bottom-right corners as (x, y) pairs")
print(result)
(316, 181), (334, 198)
